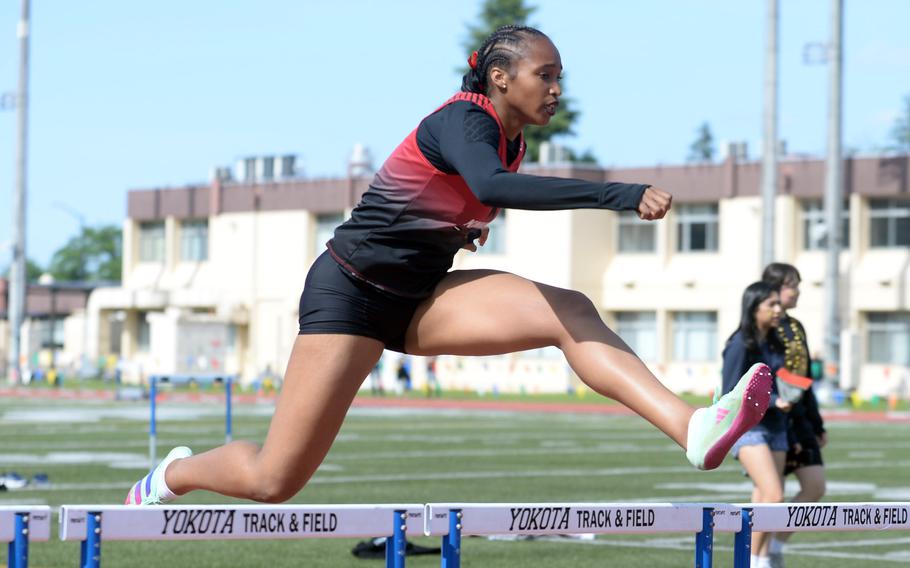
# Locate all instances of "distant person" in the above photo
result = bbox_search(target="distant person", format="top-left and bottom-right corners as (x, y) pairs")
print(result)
(126, 25), (770, 507)
(762, 263), (827, 568)
(425, 356), (440, 397)
(395, 358), (412, 394)
(723, 282), (787, 568)
(368, 358), (384, 396)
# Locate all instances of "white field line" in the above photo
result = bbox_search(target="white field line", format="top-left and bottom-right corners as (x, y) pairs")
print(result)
(304, 459), (910, 484)
(546, 535), (910, 563)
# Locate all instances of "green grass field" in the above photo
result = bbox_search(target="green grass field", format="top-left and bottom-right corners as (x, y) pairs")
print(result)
(2, 394), (909, 567)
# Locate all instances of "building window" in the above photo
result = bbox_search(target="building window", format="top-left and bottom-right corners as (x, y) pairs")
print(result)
(180, 219), (208, 262)
(227, 324), (237, 349)
(672, 311), (717, 362)
(137, 312), (151, 353)
(615, 311), (658, 361)
(801, 199), (850, 250)
(869, 198), (910, 248)
(676, 203), (719, 252)
(39, 318), (65, 350)
(618, 211), (656, 253)
(139, 222), (165, 262)
(867, 312), (910, 365)
(478, 211), (506, 255)
(315, 213), (345, 258)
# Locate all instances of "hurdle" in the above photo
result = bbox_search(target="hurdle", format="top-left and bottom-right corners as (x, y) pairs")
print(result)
(59, 504), (424, 568)
(733, 502), (910, 567)
(148, 375), (233, 469)
(424, 502), (737, 568)
(0, 506), (51, 568)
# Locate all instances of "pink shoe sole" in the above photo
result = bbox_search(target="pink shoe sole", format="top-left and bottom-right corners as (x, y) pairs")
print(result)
(702, 363), (773, 470)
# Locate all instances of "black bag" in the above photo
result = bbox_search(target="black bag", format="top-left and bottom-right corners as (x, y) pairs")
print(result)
(351, 537), (441, 560)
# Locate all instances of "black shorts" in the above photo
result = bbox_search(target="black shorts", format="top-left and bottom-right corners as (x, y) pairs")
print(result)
(784, 435), (824, 476)
(297, 251), (422, 352)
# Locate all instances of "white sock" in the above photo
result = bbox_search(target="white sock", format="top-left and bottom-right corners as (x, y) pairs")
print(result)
(156, 463), (178, 502)
(751, 554), (760, 567)
(756, 557), (773, 568)
(154, 446), (193, 502)
(768, 537), (785, 553)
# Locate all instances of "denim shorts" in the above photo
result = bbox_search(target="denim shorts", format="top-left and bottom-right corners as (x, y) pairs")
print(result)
(732, 424), (789, 458)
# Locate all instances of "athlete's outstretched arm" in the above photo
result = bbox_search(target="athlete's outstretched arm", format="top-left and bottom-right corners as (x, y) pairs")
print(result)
(435, 105), (652, 212)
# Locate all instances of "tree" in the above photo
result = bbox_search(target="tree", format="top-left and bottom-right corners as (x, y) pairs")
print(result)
(888, 95), (910, 152)
(687, 122), (715, 163)
(26, 258), (43, 282)
(2, 258), (44, 282)
(461, 0), (590, 164)
(48, 225), (122, 282)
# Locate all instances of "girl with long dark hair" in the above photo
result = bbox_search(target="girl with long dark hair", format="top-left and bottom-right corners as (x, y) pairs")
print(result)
(724, 281), (786, 568)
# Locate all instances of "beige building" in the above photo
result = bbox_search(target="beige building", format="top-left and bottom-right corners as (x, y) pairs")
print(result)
(80, 153), (909, 398)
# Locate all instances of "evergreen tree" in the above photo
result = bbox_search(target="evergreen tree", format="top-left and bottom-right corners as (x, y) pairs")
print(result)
(687, 122), (715, 162)
(888, 95), (910, 152)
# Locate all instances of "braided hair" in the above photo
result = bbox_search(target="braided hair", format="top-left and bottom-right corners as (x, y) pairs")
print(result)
(461, 25), (549, 95)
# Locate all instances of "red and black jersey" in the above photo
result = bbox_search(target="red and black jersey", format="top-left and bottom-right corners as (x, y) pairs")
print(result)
(328, 92), (648, 298)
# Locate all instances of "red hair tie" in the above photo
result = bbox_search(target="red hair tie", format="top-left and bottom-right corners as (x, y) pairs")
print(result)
(467, 50), (478, 70)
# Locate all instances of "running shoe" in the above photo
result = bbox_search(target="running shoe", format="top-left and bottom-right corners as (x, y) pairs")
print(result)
(124, 446), (192, 505)
(686, 362), (772, 470)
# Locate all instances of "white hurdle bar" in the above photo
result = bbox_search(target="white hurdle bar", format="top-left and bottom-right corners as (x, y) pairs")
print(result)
(424, 502), (732, 568)
(734, 502), (910, 567)
(59, 504), (424, 568)
(0, 506), (51, 568)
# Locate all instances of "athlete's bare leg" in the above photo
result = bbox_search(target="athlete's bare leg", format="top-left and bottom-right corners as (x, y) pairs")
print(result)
(165, 334), (383, 502)
(405, 270), (695, 447)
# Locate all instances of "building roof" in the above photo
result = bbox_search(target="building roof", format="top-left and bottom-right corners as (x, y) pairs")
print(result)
(0, 278), (114, 318)
(126, 154), (910, 221)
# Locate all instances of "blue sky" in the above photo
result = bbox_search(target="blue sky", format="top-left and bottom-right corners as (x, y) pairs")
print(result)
(1, 0), (908, 267)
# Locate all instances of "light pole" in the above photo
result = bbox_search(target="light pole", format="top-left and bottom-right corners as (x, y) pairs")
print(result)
(760, 0), (779, 269)
(823, 0), (844, 389)
(7, 0), (30, 385)
(802, 1), (845, 390)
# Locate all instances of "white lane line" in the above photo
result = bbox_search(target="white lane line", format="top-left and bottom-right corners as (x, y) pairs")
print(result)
(542, 535), (910, 563)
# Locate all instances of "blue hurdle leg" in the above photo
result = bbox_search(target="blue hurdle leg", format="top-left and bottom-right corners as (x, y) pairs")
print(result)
(385, 510), (407, 568)
(149, 377), (157, 470)
(441, 509), (461, 568)
(225, 376), (233, 444)
(733, 508), (753, 568)
(695, 507), (714, 568)
(9, 513), (28, 568)
(81, 512), (102, 568)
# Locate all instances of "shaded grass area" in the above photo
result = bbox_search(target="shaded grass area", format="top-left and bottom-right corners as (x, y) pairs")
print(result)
(2, 397), (909, 566)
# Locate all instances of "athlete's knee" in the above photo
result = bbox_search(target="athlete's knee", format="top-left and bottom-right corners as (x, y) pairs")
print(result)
(250, 471), (307, 504)
(243, 457), (312, 504)
(551, 288), (598, 320)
